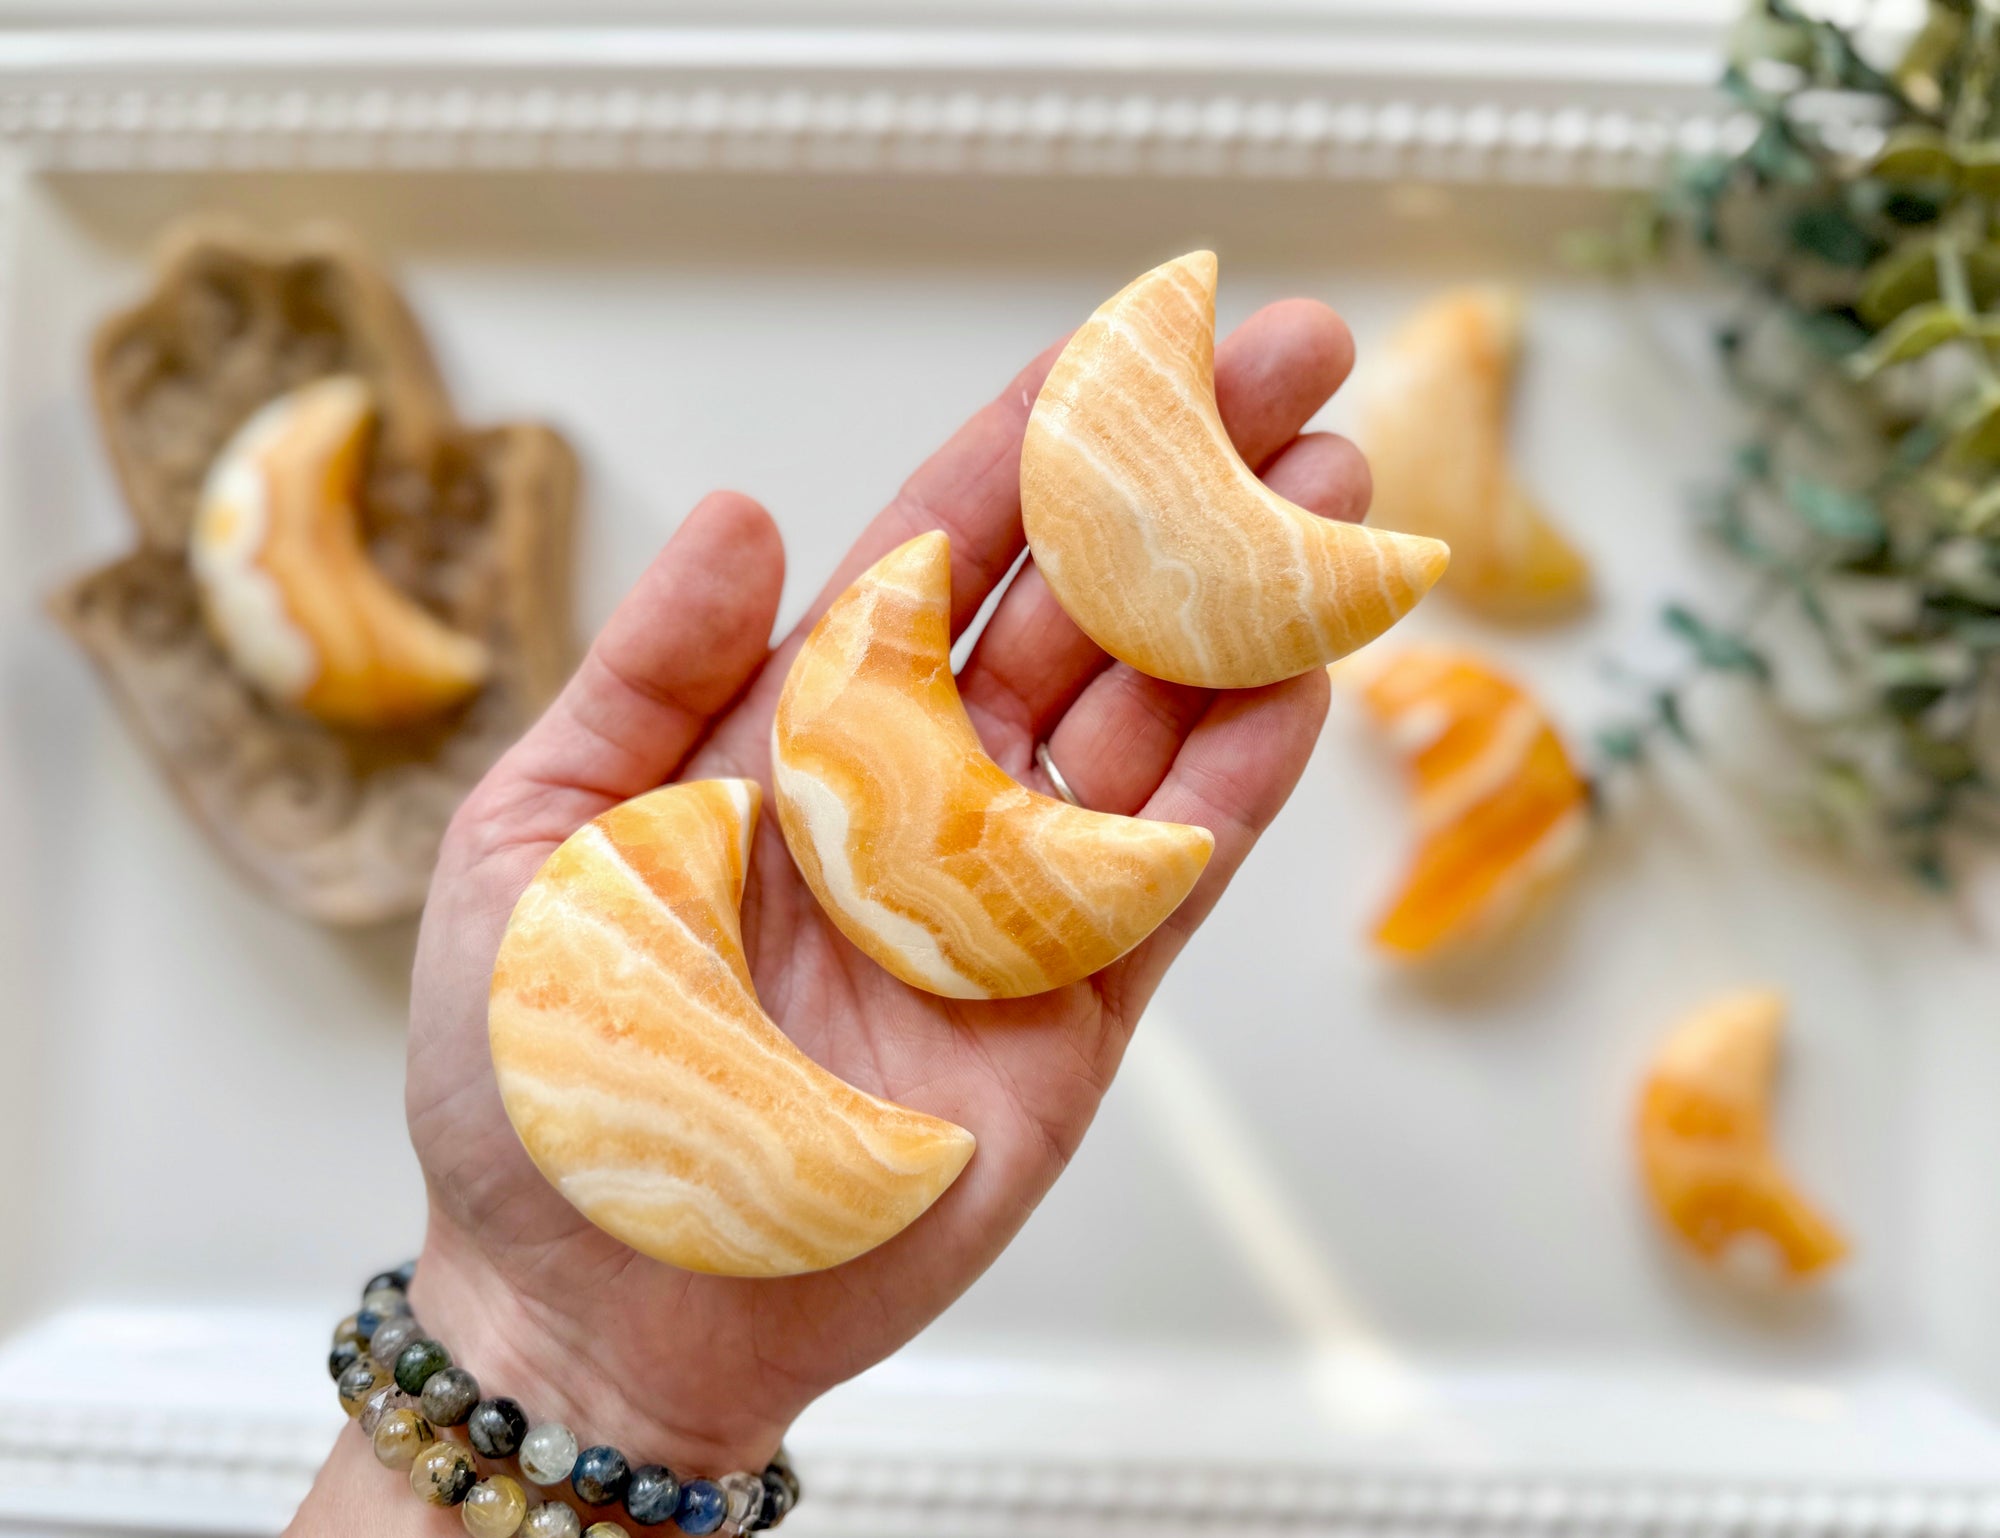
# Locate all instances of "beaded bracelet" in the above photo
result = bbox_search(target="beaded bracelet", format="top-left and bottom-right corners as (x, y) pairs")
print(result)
(328, 1262), (798, 1538)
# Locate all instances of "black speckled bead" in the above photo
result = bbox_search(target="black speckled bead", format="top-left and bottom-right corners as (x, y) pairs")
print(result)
(467, 1396), (528, 1460)
(336, 1359), (387, 1417)
(419, 1365), (480, 1426)
(757, 1469), (794, 1529)
(410, 1439), (478, 1507)
(328, 1340), (362, 1380)
(570, 1445), (630, 1507)
(364, 1269), (404, 1296)
(394, 1338), (452, 1396)
(623, 1464), (680, 1526)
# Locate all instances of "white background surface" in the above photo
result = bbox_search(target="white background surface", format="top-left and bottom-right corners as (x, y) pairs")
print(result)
(3, 110), (2000, 1536)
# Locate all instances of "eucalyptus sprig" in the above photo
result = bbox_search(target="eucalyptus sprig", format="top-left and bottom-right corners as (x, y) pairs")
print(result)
(1591, 0), (2000, 885)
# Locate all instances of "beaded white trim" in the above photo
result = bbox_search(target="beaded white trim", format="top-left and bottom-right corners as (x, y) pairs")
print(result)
(6, 1417), (2000, 1538)
(0, 84), (1735, 187)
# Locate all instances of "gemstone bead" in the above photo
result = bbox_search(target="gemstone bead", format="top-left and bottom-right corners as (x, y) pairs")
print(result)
(412, 1440), (479, 1507)
(333, 1313), (366, 1349)
(519, 1421), (580, 1486)
(468, 1397), (529, 1460)
(522, 1500), (582, 1538)
(462, 1475), (530, 1538)
(336, 1359), (386, 1416)
(675, 1479), (726, 1536)
(766, 1454), (799, 1509)
(583, 1527), (626, 1538)
(570, 1445), (629, 1507)
(761, 1467), (794, 1528)
(369, 1315), (424, 1368)
(393, 1259), (418, 1288)
(329, 1341), (361, 1379)
(360, 1385), (417, 1436)
(422, 1366), (481, 1426)
(624, 1464), (681, 1526)
(371, 1407), (435, 1471)
(360, 1291), (410, 1330)
(395, 1338), (452, 1395)
(364, 1269), (405, 1297)
(719, 1471), (765, 1531)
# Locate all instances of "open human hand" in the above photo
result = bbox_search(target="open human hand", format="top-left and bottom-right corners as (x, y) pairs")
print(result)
(361, 294), (1370, 1509)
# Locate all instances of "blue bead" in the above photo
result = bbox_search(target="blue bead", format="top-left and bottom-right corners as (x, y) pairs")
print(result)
(624, 1464), (680, 1526)
(571, 1445), (629, 1507)
(675, 1479), (726, 1535)
(356, 1307), (386, 1340)
(393, 1259), (418, 1288)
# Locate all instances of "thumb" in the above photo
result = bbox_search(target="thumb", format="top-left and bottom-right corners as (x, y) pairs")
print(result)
(473, 490), (786, 845)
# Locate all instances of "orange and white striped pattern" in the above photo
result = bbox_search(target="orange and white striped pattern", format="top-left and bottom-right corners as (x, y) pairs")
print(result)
(489, 778), (975, 1277)
(773, 533), (1214, 999)
(1021, 252), (1449, 688)
(1362, 287), (1589, 618)
(1351, 645), (1590, 957)
(1636, 989), (1848, 1281)
(190, 376), (490, 729)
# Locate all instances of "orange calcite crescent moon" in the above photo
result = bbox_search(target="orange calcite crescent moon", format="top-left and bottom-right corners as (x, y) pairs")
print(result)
(1352, 645), (1591, 957)
(190, 376), (490, 730)
(772, 532), (1215, 999)
(489, 778), (975, 1278)
(1636, 989), (1848, 1281)
(1020, 251), (1450, 688)
(1362, 287), (1589, 617)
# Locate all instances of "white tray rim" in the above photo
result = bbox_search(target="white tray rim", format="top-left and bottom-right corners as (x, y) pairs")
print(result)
(0, 6), (1749, 187)
(5, 11), (1992, 1535)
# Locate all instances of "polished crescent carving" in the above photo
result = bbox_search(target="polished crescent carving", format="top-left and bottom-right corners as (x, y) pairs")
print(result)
(489, 778), (976, 1278)
(1362, 287), (1589, 617)
(190, 375), (491, 730)
(1020, 250), (1449, 688)
(1350, 645), (1591, 957)
(772, 532), (1215, 999)
(1636, 989), (1848, 1281)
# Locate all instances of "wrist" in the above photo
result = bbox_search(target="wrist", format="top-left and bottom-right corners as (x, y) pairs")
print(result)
(405, 1210), (795, 1479)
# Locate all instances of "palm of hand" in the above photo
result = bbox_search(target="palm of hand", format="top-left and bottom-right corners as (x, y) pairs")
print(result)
(400, 301), (1370, 1470)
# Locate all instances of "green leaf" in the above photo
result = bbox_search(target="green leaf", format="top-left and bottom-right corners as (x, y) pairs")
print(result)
(1958, 142), (2000, 198)
(1868, 125), (1959, 183)
(1904, 731), (1978, 783)
(1855, 242), (2000, 328)
(1857, 242), (1940, 328)
(1734, 441), (1773, 479)
(1946, 389), (2000, 464)
(1654, 689), (1696, 747)
(1845, 301), (1967, 377)
(1789, 204), (1882, 267)
(1595, 724), (1648, 764)
(1783, 474), (1887, 542)
(1662, 603), (1774, 679)
(1948, 615), (2000, 648)
(1748, 121), (1819, 186)
(1795, 308), (1871, 359)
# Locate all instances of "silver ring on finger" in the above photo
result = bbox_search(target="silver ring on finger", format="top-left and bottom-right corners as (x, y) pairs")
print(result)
(1035, 741), (1084, 809)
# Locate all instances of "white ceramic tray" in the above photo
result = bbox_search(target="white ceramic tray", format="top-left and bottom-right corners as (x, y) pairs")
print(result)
(5, 7), (2000, 1537)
